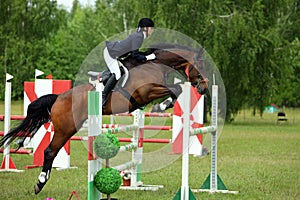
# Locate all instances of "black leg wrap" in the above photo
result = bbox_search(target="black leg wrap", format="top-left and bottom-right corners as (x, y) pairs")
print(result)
(165, 97), (177, 110)
(167, 84), (183, 98)
(34, 147), (54, 194)
(162, 84), (183, 111)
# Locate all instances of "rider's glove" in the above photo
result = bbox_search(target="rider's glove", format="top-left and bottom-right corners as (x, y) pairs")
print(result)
(146, 53), (156, 60)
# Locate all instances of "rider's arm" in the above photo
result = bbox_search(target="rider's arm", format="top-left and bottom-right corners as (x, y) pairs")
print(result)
(131, 50), (147, 62)
(129, 32), (147, 62)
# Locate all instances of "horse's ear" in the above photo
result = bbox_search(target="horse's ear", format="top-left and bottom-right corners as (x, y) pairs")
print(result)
(198, 48), (205, 57)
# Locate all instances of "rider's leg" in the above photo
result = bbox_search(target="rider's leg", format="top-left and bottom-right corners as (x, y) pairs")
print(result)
(100, 68), (111, 85)
(103, 47), (121, 79)
(103, 47), (121, 108)
(102, 73), (117, 107)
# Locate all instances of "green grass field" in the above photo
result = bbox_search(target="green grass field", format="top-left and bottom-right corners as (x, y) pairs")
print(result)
(0, 102), (299, 200)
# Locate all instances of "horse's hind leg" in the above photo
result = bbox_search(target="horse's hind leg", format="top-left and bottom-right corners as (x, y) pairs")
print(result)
(33, 83), (89, 194)
(34, 131), (71, 194)
(34, 145), (54, 194)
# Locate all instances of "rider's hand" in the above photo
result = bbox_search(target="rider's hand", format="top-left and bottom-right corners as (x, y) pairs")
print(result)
(146, 53), (156, 60)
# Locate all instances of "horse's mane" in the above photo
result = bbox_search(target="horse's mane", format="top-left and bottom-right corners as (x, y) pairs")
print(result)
(149, 43), (196, 52)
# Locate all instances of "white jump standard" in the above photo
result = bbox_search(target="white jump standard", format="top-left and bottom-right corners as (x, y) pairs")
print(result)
(0, 74), (23, 172)
(173, 82), (238, 200)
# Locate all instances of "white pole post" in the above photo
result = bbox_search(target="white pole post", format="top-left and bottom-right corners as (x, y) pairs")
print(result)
(0, 74), (23, 172)
(131, 110), (138, 186)
(88, 82), (103, 200)
(210, 85), (218, 192)
(181, 82), (191, 200)
(3, 74), (13, 170)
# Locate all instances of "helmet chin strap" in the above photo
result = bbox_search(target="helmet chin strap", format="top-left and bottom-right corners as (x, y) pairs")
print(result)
(144, 27), (149, 37)
(137, 27), (149, 38)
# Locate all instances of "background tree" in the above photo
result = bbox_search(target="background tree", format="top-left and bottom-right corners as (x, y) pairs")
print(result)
(0, 0), (65, 99)
(1, 0), (299, 121)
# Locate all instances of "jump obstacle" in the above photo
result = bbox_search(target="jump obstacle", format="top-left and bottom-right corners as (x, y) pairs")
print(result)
(173, 82), (238, 200)
(23, 73), (72, 169)
(1, 74), (237, 199)
(110, 85), (204, 156)
(0, 71), (73, 171)
(88, 83), (164, 200)
(110, 112), (173, 145)
(85, 79), (204, 199)
(87, 81), (237, 200)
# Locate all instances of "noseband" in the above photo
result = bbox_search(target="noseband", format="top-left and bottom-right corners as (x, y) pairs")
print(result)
(188, 51), (208, 94)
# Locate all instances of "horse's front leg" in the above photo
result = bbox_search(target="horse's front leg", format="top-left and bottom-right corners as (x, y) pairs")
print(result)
(34, 145), (55, 194)
(151, 84), (182, 112)
(151, 97), (174, 112)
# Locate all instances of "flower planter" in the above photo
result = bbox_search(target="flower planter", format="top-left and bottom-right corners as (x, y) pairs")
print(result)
(122, 179), (131, 186)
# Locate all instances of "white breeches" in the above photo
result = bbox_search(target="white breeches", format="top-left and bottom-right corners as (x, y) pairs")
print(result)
(103, 47), (121, 80)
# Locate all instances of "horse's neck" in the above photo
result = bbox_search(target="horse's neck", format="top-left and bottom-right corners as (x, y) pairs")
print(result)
(120, 49), (193, 71)
(155, 49), (192, 67)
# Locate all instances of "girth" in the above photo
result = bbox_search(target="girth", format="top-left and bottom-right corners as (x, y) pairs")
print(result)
(115, 87), (142, 112)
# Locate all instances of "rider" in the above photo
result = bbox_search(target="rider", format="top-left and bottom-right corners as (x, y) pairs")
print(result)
(102, 18), (156, 106)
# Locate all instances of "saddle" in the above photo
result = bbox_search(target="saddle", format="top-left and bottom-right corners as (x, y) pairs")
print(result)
(88, 63), (141, 111)
(88, 61), (129, 87)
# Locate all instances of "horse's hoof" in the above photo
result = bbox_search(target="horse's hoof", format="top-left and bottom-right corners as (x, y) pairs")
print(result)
(34, 183), (41, 194)
(151, 104), (164, 113)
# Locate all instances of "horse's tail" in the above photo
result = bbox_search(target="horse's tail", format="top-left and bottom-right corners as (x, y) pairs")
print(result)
(0, 94), (58, 149)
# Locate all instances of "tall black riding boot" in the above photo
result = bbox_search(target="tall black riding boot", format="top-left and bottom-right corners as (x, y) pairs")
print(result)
(102, 74), (117, 109)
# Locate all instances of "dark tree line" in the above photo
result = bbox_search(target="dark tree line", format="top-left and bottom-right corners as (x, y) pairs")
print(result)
(1, 0), (299, 120)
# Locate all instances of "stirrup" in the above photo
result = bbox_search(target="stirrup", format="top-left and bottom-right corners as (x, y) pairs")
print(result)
(88, 71), (101, 87)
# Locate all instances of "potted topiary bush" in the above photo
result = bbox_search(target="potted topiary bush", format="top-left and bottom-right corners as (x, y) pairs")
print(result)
(94, 133), (121, 200)
(94, 168), (122, 200)
(94, 133), (120, 159)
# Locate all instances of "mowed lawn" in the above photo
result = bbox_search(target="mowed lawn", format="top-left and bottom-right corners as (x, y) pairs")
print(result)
(0, 101), (299, 200)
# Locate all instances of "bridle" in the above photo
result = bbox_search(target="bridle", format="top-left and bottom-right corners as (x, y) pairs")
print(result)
(185, 51), (208, 94)
(183, 51), (203, 81)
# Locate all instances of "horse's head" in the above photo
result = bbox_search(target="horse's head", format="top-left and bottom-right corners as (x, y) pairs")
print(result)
(188, 48), (208, 94)
(153, 44), (208, 95)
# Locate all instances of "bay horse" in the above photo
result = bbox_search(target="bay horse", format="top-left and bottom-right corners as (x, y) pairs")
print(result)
(0, 44), (207, 194)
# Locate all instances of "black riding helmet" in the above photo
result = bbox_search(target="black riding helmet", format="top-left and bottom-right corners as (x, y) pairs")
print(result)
(138, 18), (154, 28)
